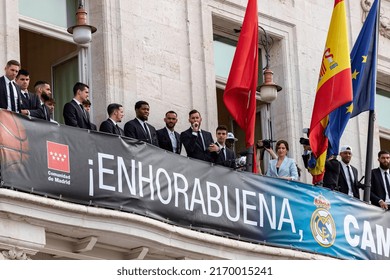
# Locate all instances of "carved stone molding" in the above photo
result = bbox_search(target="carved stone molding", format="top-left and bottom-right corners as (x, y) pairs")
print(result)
(361, 0), (390, 39)
(1, 248), (31, 260)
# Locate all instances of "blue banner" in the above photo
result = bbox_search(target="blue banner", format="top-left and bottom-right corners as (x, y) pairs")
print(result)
(0, 110), (389, 260)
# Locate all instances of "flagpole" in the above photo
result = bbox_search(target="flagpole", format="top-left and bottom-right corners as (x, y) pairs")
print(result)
(246, 146), (253, 172)
(363, 110), (375, 202)
(363, 0), (380, 203)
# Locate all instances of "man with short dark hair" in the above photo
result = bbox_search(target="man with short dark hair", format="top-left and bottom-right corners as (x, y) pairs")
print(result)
(212, 125), (236, 168)
(371, 150), (390, 209)
(156, 111), (181, 154)
(63, 82), (95, 130)
(124, 101), (159, 146)
(15, 69), (49, 120)
(34, 80), (52, 98)
(180, 109), (218, 162)
(0, 60), (23, 113)
(100, 103), (124, 135)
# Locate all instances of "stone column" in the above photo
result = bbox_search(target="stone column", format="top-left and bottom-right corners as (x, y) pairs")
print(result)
(0, 0), (20, 65)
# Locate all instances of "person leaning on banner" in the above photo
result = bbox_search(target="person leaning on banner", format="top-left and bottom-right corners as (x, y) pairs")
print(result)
(337, 145), (363, 199)
(124, 100), (159, 146)
(265, 140), (298, 181)
(15, 69), (42, 118)
(180, 109), (218, 162)
(211, 125), (236, 168)
(99, 103), (124, 136)
(370, 150), (390, 210)
(63, 82), (96, 130)
(156, 110), (181, 154)
(256, 139), (277, 175)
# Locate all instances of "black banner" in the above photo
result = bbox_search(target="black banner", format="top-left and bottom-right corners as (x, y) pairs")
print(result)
(1, 110), (390, 260)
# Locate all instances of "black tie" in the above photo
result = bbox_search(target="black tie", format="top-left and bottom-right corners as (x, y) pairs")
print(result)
(197, 131), (206, 150)
(221, 147), (225, 161)
(143, 122), (151, 142)
(79, 104), (87, 118)
(9, 82), (16, 112)
(23, 92), (29, 99)
(42, 104), (48, 120)
(384, 171), (390, 197)
(116, 124), (121, 135)
(347, 166), (354, 189)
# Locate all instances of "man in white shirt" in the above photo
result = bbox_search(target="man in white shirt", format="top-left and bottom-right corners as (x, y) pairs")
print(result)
(212, 125), (236, 168)
(99, 103), (124, 135)
(156, 111), (181, 154)
(0, 60), (23, 113)
(337, 145), (361, 199)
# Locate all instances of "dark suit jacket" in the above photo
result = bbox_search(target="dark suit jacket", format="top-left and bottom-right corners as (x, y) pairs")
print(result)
(0, 76), (23, 113)
(323, 158), (340, 190)
(180, 127), (214, 162)
(63, 99), (95, 130)
(20, 91), (40, 110)
(212, 144), (236, 168)
(20, 92), (50, 121)
(124, 118), (159, 146)
(156, 127), (181, 154)
(370, 168), (389, 206)
(100, 118), (124, 136)
(338, 163), (360, 198)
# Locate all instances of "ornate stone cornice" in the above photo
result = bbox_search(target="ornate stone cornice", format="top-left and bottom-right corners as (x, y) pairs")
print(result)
(1, 248), (31, 260)
(361, 0), (390, 39)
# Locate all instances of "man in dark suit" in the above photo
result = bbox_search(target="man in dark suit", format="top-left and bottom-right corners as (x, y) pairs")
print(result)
(337, 145), (361, 199)
(82, 99), (97, 130)
(100, 103), (124, 135)
(15, 72), (50, 121)
(212, 125), (236, 168)
(0, 60), (23, 113)
(156, 111), (181, 154)
(32, 80), (53, 121)
(371, 150), (390, 209)
(124, 100), (159, 146)
(180, 109), (219, 162)
(63, 82), (96, 130)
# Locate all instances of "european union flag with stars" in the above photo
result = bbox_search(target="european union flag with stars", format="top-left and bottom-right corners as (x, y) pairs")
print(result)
(325, 0), (378, 156)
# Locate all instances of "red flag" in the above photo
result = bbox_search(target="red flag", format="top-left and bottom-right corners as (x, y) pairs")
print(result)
(47, 141), (70, 173)
(223, 0), (258, 150)
(309, 0), (352, 184)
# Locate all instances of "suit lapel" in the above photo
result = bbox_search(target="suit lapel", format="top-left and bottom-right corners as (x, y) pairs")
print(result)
(0, 77), (7, 108)
(175, 131), (180, 153)
(162, 129), (171, 150)
(73, 100), (89, 123)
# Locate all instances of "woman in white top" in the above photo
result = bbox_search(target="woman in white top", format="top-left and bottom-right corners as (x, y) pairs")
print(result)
(266, 140), (298, 181)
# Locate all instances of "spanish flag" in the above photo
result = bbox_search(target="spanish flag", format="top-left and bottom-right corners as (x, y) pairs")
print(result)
(309, 0), (353, 184)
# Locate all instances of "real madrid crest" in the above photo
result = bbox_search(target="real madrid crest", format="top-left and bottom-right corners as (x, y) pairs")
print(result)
(310, 194), (336, 247)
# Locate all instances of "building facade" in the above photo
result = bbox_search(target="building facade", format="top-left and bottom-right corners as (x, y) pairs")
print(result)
(0, 0), (389, 259)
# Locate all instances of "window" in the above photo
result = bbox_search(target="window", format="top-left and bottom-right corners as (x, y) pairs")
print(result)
(213, 35), (263, 85)
(376, 88), (390, 130)
(19, 0), (77, 28)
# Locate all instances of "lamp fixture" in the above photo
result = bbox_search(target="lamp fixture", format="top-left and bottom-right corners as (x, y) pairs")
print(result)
(67, 0), (97, 44)
(256, 26), (282, 103)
